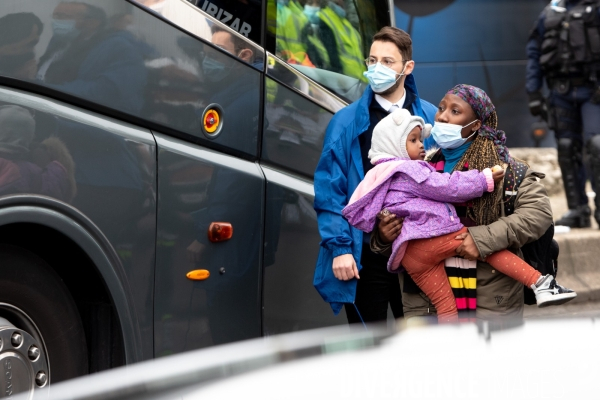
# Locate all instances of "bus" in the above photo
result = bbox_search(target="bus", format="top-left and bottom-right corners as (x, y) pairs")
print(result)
(0, 0), (548, 396)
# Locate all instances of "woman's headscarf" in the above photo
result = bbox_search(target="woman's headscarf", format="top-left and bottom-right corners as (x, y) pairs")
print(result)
(446, 84), (512, 165)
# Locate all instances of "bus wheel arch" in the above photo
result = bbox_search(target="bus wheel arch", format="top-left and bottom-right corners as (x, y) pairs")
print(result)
(0, 200), (143, 379)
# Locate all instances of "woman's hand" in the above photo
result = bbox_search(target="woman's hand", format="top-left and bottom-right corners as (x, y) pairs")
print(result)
(377, 210), (403, 244)
(454, 232), (481, 261)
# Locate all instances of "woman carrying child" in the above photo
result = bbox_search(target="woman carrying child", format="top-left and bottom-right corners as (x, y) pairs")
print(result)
(342, 88), (576, 323)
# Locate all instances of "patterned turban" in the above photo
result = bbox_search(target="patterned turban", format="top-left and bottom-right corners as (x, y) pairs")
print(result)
(446, 84), (511, 164)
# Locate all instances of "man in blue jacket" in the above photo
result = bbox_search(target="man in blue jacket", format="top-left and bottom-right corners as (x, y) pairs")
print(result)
(313, 26), (436, 323)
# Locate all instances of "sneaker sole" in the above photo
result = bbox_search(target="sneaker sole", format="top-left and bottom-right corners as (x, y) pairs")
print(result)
(537, 292), (577, 308)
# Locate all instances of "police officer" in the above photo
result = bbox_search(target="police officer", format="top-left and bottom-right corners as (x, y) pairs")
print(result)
(526, 0), (600, 228)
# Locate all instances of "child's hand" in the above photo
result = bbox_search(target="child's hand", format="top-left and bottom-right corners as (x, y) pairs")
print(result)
(491, 165), (505, 184)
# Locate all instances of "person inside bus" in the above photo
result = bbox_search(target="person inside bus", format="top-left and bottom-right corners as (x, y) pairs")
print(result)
(313, 26), (437, 324)
(372, 84), (555, 322)
(37, 1), (147, 115)
(200, 24), (260, 150)
(0, 12), (42, 80)
(0, 105), (76, 203)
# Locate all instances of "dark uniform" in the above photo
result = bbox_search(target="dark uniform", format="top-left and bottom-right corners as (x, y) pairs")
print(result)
(526, 0), (600, 228)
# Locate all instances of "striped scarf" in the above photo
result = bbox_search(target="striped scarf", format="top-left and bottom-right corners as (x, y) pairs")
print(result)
(430, 155), (477, 321)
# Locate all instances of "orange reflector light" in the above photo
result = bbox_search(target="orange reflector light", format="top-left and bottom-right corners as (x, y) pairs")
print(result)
(533, 128), (546, 137)
(203, 109), (220, 133)
(186, 269), (210, 281)
(208, 222), (233, 243)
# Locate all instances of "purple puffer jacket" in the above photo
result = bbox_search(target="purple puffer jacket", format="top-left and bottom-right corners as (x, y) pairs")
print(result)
(342, 159), (492, 272)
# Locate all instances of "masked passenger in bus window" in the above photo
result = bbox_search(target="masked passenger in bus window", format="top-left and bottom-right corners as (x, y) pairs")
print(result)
(37, 1), (147, 115)
(0, 12), (42, 80)
(202, 24), (258, 78)
(199, 25), (260, 153)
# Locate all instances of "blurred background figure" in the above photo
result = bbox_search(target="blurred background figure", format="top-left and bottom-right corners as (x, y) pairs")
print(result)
(526, 0), (600, 229)
(37, 1), (147, 114)
(271, 0), (329, 69)
(314, 0), (365, 80)
(202, 24), (260, 151)
(0, 12), (43, 80)
(0, 105), (76, 202)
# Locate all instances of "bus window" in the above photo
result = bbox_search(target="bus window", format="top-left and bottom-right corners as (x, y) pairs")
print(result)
(266, 0), (391, 102)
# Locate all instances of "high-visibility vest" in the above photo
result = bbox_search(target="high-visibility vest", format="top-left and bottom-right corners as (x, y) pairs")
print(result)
(289, 0), (330, 68)
(318, 7), (366, 81)
(275, 3), (314, 66)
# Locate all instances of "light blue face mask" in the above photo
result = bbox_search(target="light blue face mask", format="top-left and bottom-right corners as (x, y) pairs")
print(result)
(328, 2), (346, 19)
(363, 62), (405, 93)
(430, 120), (477, 149)
(304, 5), (320, 24)
(51, 19), (79, 38)
(202, 55), (235, 82)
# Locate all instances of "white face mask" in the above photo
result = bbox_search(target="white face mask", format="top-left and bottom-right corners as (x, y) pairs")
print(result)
(430, 120), (477, 149)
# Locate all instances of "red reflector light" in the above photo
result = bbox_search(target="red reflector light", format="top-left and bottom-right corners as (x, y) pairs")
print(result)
(207, 222), (233, 243)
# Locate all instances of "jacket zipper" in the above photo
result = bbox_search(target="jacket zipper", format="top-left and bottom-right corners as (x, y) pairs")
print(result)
(445, 203), (454, 221)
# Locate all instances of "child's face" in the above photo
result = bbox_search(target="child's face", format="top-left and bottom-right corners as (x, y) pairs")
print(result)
(406, 126), (425, 160)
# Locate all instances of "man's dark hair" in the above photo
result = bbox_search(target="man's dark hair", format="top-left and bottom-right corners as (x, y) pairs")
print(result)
(83, 3), (107, 27)
(61, 2), (107, 28)
(210, 25), (251, 55)
(0, 12), (43, 47)
(373, 26), (412, 61)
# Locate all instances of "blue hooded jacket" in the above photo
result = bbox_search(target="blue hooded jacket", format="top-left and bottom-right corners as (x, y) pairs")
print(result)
(313, 74), (437, 314)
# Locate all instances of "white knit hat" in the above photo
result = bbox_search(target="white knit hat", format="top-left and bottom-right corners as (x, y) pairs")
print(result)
(368, 108), (432, 164)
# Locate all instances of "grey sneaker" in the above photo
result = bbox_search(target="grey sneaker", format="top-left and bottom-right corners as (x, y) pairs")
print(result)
(531, 275), (577, 307)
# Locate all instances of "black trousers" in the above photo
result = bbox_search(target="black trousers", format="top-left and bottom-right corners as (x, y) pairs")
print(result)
(344, 244), (403, 324)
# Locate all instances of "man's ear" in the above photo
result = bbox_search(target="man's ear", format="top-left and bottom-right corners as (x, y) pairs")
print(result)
(238, 48), (254, 63)
(403, 60), (415, 76)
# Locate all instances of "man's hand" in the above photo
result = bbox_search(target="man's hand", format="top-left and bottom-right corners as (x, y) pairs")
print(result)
(332, 254), (359, 281)
(454, 232), (481, 261)
(377, 211), (403, 244)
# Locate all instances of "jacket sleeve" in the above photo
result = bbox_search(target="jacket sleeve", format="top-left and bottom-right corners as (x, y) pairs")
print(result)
(314, 124), (353, 257)
(406, 167), (488, 204)
(468, 169), (553, 259)
(526, 11), (546, 94)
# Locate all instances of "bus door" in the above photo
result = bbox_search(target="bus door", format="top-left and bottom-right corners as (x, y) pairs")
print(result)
(128, 0), (266, 353)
